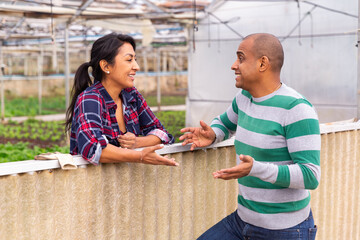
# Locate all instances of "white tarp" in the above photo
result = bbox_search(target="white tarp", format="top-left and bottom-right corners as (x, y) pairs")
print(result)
(186, 0), (358, 126)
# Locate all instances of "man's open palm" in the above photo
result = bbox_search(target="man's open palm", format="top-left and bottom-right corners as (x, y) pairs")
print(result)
(179, 120), (216, 151)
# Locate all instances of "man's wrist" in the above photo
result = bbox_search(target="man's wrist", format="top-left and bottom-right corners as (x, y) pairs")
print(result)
(211, 135), (217, 145)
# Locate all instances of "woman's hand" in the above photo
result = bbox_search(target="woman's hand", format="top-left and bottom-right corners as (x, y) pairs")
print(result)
(118, 132), (137, 149)
(140, 144), (179, 166)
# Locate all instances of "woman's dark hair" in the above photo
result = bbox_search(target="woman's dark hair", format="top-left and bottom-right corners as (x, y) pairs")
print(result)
(65, 33), (136, 132)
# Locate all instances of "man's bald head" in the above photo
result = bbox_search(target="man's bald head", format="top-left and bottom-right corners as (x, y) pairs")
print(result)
(244, 33), (284, 72)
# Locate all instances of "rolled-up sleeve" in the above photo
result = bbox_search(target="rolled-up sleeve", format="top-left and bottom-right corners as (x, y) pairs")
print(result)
(147, 129), (172, 143)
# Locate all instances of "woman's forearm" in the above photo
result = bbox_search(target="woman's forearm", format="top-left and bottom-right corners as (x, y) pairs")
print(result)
(99, 144), (141, 163)
(135, 135), (161, 148)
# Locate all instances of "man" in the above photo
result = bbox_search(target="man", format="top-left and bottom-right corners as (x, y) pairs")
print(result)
(180, 33), (320, 240)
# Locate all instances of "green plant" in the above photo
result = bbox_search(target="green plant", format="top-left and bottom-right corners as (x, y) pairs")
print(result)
(0, 142), (68, 163)
(144, 95), (186, 107)
(155, 111), (185, 143)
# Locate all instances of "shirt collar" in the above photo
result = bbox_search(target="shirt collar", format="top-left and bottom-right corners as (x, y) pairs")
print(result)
(121, 88), (136, 107)
(93, 81), (117, 108)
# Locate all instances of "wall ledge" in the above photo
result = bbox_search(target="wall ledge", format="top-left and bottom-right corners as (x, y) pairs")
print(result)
(1, 121), (359, 177)
(0, 137), (235, 177)
(320, 121), (360, 134)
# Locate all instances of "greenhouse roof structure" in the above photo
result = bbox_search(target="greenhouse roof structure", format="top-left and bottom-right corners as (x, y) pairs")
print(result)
(0, 0), (211, 46)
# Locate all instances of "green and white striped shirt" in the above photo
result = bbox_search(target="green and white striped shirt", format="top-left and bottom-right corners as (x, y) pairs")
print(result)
(211, 83), (320, 230)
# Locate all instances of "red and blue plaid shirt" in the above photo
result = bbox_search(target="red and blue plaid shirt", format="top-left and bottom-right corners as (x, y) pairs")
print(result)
(70, 81), (174, 164)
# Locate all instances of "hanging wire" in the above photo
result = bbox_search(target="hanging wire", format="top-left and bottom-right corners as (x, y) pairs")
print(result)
(207, 12), (211, 48)
(303, 1), (357, 18)
(207, 12), (244, 39)
(50, 0), (54, 44)
(280, 6), (317, 43)
(217, 22), (220, 53)
(192, 0), (198, 52)
(309, 11), (313, 48)
(296, 0), (302, 45)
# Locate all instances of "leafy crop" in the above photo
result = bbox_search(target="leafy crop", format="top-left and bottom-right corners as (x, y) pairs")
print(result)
(0, 119), (66, 148)
(4, 96), (66, 117)
(0, 142), (68, 163)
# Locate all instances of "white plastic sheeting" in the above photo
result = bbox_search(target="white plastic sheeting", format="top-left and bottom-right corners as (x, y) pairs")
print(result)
(187, 0), (358, 126)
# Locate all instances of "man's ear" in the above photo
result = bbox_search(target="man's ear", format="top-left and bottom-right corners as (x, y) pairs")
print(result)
(259, 56), (269, 72)
(99, 59), (109, 73)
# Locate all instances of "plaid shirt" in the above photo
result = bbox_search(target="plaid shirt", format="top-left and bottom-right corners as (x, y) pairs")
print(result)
(70, 81), (174, 165)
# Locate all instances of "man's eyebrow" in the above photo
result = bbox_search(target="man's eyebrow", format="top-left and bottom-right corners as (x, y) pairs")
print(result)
(236, 51), (244, 57)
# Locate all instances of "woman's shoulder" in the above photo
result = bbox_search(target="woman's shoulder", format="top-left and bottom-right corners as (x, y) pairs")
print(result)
(77, 83), (104, 104)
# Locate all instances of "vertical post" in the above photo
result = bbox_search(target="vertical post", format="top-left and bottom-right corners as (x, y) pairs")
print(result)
(52, 41), (58, 73)
(65, 25), (70, 110)
(38, 46), (44, 115)
(24, 54), (28, 76)
(85, 42), (90, 62)
(143, 48), (148, 76)
(358, 0), (360, 119)
(156, 48), (161, 112)
(8, 58), (12, 75)
(143, 48), (149, 95)
(162, 51), (167, 72)
(0, 41), (4, 121)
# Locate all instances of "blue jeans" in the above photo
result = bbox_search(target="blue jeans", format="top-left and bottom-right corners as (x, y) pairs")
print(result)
(197, 210), (317, 240)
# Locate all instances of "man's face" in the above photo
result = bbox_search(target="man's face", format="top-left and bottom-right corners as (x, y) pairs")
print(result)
(231, 38), (259, 89)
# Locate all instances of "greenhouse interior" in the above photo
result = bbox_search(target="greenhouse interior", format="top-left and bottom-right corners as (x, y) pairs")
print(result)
(0, 0), (359, 240)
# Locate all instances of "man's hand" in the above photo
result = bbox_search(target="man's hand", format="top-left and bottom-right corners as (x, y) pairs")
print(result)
(179, 120), (216, 151)
(212, 154), (254, 180)
(118, 132), (137, 149)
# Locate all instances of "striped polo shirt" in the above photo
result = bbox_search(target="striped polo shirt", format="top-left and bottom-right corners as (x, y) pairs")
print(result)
(211, 83), (321, 230)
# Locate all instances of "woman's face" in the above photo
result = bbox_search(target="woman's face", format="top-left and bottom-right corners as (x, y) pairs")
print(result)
(106, 42), (140, 89)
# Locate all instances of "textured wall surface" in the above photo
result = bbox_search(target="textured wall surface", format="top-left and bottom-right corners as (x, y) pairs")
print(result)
(0, 147), (237, 240)
(0, 128), (359, 239)
(311, 129), (360, 239)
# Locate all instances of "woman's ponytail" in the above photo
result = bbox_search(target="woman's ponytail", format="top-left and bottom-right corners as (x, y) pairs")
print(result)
(65, 62), (91, 132)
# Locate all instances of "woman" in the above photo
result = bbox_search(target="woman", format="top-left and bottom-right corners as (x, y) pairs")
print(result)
(65, 33), (178, 166)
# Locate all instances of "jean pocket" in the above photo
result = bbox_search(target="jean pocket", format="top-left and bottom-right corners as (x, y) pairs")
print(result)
(308, 225), (317, 240)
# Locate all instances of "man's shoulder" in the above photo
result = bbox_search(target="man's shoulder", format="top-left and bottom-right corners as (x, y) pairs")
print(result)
(281, 85), (313, 108)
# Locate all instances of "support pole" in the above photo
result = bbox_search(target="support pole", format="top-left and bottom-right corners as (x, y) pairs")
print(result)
(24, 54), (28, 76)
(52, 41), (58, 73)
(37, 46), (44, 115)
(65, 26), (70, 110)
(357, 0), (360, 119)
(156, 48), (161, 112)
(0, 41), (4, 121)
(143, 48), (149, 95)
